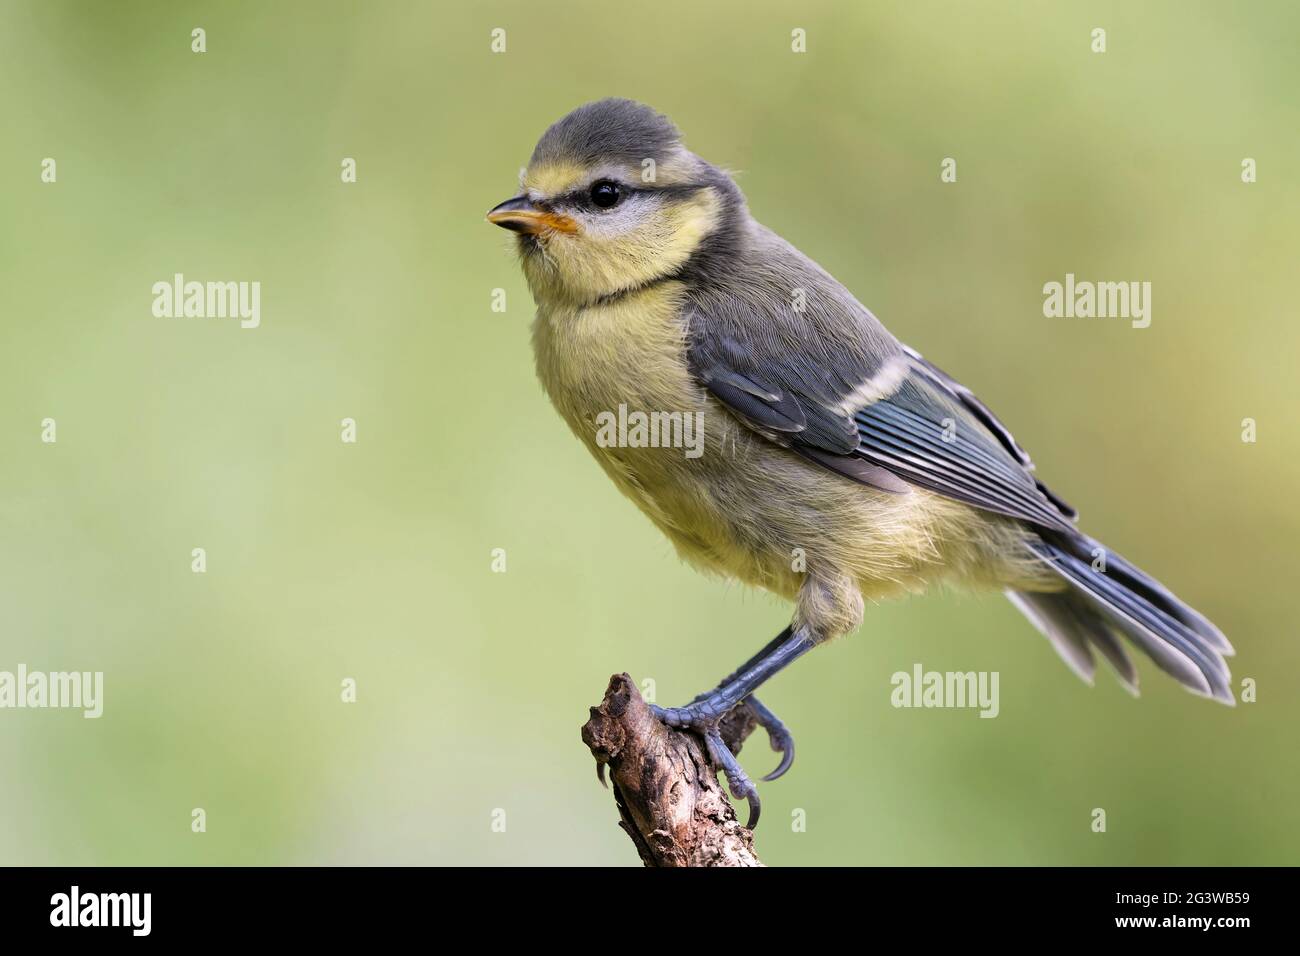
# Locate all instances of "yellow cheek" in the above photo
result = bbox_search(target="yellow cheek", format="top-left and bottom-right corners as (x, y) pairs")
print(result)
(657, 192), (719, 264)
(628, 192), (720, 275)
(580, 191), (723, 294)
(521, 187), (723, 305)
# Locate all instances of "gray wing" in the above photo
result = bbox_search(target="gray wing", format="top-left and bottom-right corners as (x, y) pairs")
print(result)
(685, 228), (1076, 532)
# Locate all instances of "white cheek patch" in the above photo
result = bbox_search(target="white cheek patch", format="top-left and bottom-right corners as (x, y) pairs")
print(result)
(579, 191), (661, 239)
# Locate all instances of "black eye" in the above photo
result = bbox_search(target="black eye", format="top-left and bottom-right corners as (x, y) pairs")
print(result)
(589, 180), (621, 209)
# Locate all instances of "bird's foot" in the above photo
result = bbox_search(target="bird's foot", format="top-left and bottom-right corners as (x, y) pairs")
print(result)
(745, 696), (796, 782)
(652, 694), (796, 829)
(683, 691), (796, 782)
(653, 698), (761, 828)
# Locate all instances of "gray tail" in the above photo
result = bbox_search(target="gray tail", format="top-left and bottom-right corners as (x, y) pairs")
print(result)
(1008, 534), (1234, 705)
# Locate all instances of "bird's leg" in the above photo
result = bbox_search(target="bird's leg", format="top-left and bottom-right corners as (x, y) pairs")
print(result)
(652, 626), (816, 828)
(684, 627), (798, 782)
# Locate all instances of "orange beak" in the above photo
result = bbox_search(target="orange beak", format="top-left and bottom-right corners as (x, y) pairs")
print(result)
(486, 195), (578, 235)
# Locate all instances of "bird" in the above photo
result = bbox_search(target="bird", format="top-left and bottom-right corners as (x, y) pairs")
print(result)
(486, 98), (1234, 828)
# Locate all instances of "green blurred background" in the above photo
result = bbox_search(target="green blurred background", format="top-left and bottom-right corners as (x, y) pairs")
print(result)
(1, 0), (1297, 866)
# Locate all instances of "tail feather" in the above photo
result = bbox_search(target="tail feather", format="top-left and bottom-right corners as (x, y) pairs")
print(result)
(1085, 620), (1141, 692)
(1007, 590), (1138, 694)
(1011, 535), (1233, 705)
(1095, 548), (1234, 656)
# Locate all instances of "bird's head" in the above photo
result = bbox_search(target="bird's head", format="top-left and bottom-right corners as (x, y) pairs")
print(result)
(487, 98), (742, 307)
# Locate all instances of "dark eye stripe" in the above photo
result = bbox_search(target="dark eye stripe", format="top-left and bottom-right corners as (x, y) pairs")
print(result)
(553, 182), (706, 210)
(558, 184), (638, 208)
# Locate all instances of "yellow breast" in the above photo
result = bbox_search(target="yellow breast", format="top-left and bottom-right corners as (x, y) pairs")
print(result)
(531, 281), (736, 545)
(532, 281), (702, 447)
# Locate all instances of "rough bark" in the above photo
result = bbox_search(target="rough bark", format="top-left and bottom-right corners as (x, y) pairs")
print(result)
(580, 673), (763, 867)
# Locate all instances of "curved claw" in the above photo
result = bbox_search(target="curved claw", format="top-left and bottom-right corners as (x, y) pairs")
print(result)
(743, 791), (761, 830)
(747, 697), (796, 782)
(761, 733), (795, 782)
(704, 730), (762, 830)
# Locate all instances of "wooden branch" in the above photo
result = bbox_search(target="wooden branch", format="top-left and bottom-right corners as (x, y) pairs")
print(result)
(580, 673), (763, 867)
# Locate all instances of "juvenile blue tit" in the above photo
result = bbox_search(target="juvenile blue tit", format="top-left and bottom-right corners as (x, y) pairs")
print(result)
(487, 98), (1233, 827)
